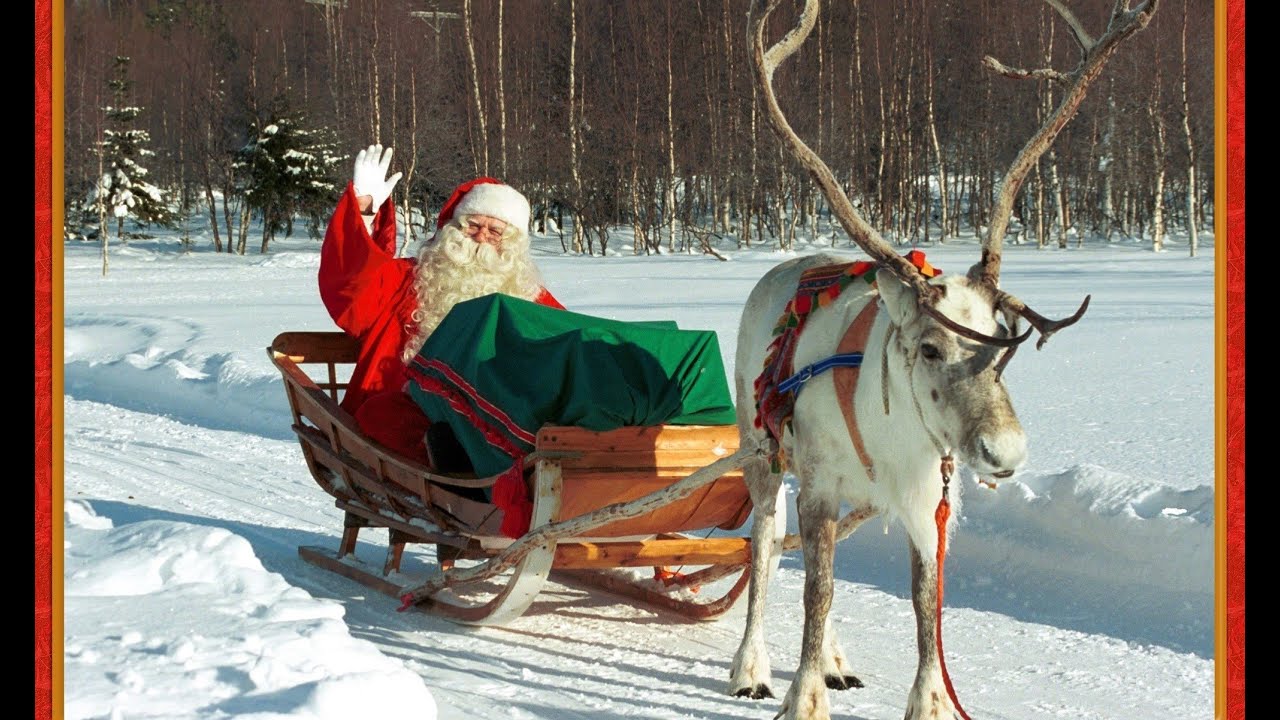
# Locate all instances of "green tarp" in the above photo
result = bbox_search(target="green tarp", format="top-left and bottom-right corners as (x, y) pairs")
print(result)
(405, 293), (736, 478)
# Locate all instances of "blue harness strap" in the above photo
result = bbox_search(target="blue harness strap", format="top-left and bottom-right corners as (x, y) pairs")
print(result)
(776, 352), (865, 395)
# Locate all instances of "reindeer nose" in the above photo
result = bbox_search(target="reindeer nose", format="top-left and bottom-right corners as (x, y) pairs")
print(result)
(978, 430), (1027, 475)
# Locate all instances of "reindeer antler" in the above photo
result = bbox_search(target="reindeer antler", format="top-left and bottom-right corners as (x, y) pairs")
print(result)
(748, 0), (937, 304)
(750, 0), (1156, 352)
(972, 1), (1158, 347)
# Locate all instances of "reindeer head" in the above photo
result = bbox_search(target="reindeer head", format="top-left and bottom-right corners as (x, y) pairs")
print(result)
(877, 270), (1030, 478)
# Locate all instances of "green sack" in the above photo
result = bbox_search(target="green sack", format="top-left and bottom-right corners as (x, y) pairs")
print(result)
(406, 293), (737, 478)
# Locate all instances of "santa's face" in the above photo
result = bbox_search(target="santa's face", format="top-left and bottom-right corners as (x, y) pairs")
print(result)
(462, 214), (510, 249)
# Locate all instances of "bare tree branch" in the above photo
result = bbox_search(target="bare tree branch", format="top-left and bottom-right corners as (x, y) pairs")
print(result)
(1044, 0), (1095, 52)
(982, 55), (1071, 84)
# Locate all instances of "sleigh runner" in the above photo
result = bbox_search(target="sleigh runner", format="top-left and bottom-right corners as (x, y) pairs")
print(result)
(270, 330), (770, 624)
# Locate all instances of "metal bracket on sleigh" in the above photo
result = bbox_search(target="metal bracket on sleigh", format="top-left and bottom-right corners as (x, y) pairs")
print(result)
(269, 331), (774, 625)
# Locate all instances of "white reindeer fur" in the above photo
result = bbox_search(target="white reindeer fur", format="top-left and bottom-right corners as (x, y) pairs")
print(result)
(729, 252), (1027, 720)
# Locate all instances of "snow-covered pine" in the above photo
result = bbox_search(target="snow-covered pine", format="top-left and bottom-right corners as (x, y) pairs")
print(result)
(232, 96), (341, 254)
(94, 56), (177, 242)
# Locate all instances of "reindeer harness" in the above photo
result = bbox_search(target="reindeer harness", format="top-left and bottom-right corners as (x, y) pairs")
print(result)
(753, 250), (940, 475)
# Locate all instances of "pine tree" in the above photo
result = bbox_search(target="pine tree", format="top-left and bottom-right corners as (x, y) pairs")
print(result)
(95, 56), (177, 241)
(233, 95), (341, 253)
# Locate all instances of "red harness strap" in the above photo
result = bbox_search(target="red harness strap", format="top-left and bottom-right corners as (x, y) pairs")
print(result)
(935, 459), (972, 720)
(832, 301), (880, 481)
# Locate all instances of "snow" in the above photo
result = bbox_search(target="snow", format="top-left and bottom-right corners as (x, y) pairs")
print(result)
(61, 217), (1216, 719)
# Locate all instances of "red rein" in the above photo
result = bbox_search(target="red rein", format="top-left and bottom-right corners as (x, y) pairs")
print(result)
(935, 458), (973, 720)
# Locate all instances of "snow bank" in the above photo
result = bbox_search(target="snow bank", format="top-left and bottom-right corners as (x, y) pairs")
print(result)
(63, 500), (438, 720)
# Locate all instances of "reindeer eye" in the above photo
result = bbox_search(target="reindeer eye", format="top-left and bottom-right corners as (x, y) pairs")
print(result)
(921, 343), (942, 361)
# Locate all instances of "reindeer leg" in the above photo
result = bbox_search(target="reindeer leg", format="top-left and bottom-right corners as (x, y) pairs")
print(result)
(776, 487), (838, 720)
(821, 586), (865, 691)
(903, 537), (959, 720)
(729, 459), (785, 700)
(819, 504), (872, 692)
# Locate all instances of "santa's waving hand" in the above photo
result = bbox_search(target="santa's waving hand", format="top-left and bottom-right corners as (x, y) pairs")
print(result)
(352, 144), (403, 219)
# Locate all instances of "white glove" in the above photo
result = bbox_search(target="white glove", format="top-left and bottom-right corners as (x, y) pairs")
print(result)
(352, 144), (403, 214)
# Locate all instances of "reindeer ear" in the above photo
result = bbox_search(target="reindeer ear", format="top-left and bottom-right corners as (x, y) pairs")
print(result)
(875, 268), (918, 327)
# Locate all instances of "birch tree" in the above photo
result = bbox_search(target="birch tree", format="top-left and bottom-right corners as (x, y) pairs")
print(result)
(462, 0), (489, 176)
(1179, 0), (1199, 256)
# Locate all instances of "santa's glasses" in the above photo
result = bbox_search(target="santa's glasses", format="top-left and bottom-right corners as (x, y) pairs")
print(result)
(464, 219), (508, 243)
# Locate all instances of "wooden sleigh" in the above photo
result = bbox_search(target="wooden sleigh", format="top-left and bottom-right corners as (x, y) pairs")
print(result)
(269, 331), (772, 625)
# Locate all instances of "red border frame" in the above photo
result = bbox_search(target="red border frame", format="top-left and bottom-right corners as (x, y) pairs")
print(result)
(35, 0), (55, 717)
(1223, 0), (1245, 716)
(31, 1), (1245, 718)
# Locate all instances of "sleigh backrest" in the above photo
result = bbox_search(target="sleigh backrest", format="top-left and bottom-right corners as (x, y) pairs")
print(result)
(269, 331), (507, 535)
(269, 331), (359, 403)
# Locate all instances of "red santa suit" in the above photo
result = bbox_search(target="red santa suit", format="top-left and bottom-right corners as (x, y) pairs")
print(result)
(319, 178), (563, 463)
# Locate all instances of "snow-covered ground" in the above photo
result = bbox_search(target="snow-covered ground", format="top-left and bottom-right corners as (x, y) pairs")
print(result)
(61, 220), (1216, 719)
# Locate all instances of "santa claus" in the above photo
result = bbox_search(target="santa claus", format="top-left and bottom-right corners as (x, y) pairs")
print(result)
(319, 144), (564, 463)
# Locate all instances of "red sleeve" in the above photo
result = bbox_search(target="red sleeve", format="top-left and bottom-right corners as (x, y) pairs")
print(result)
(534, 287), (565, 310)
(319, 183), (403, 337)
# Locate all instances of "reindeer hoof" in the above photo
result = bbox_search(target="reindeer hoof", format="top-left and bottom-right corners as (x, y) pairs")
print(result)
(825, 673), (864, 691)
(734, 684), (775, 700)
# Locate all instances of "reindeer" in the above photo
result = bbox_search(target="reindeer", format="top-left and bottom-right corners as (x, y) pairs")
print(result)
(729, 2), (1159, 718)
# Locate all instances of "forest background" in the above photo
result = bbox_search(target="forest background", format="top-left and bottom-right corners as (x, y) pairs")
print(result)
(63, 0), (1214, 258)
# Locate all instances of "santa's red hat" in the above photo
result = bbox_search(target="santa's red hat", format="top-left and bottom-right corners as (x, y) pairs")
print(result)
(435, 177), (531, 233)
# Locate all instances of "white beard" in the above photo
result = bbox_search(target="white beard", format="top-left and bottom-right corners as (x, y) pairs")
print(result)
(401, 222), (544, 363)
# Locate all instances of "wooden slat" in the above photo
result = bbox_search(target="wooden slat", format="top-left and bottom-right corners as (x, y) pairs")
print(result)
(271, 331), (360, 364)
(554, 566), (750, 620)
(335, 500), (476, 549)
(551, 448), (743, 471)
(555, 468), (743, 484)
(299, 545), (411, 598)
(557, 470), (752, 536)
(552, 537), (750, 569)
(536, 425), (741, 453)
(303, 436), (391, 499)
(428, 487), (506, 535)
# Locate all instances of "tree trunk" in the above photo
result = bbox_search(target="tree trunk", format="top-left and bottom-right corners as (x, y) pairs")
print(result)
(630, 164), (647, 255)
(664, 1), (678, 252)
(1180, 0), (1199, 257)
(462, 0), (489, 176)
(497, 0), (508, 177)
(399, 72), (420, 256)
(873, 28), (888, 233)
(237, 202), (250, 255)
(1149, 58), (1167, 252)
(202, 181), (222, 253)
(925, 48), (948, 243)
(568, 0), (584, 254)
(1150, 121), (1167, 252)
(261, 207), (272, 254)
(97, 132), (109, 276)
(1048, 149), (1067, 248)
(370, 0), (382, 141)
(1100, 92), (1117, 241)
(1034, 161), (1046, 248)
